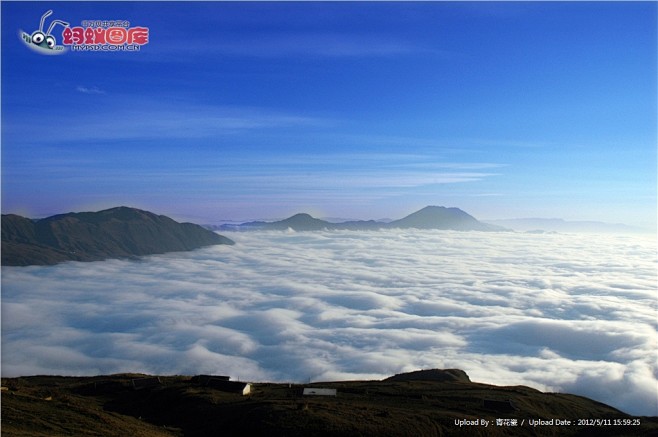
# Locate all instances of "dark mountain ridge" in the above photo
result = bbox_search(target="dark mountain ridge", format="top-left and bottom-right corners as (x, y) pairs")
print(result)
(223, 206), (505, 232)
(2, 206), (234, 266)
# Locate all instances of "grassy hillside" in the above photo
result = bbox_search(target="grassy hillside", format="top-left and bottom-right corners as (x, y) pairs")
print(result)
(1, 207), (234, 266)
(2, 371), (656, 436)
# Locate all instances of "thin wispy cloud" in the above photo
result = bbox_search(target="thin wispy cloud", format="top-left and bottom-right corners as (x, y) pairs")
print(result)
(4, 99), (330, 144)
(76, 85), (106, 95)
(212, 34), (437, 58)
(2, 231), (655, 416)
(3, 99), (505, 219)
(3, 147), (501, 189)
(143, 33), (441, 61)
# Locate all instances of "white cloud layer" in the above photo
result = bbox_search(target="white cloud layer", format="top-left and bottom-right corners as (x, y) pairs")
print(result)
(2, 230), (656, 416)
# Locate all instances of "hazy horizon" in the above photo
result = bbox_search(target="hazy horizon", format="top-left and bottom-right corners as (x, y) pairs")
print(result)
(4, 203), (655, 236)
(2, 2), (656, 229)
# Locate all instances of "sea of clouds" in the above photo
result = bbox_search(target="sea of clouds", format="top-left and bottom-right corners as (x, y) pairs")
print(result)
(2, 230), (656, 416)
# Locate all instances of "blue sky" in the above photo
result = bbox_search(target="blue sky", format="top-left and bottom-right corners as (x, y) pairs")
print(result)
(2, 2), (656, 228)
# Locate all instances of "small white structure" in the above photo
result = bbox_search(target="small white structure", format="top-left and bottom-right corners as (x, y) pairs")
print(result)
(303, 388), (337, 396)
(208, 379), (251, 395)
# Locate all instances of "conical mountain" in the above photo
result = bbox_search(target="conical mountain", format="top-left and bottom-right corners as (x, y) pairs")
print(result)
(262, 213), (330, 231)
(388, 206), (503, 231)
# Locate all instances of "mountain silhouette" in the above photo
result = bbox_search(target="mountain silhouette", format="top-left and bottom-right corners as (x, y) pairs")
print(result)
(226, 206), (505, 232)
(2, 206), (234, 266)
(247, 213), (330, 231)
(388, 206), (502, 231)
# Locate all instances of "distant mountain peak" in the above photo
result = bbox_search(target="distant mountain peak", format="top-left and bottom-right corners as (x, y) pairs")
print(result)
(284, 213), (318, 221)
(407, 205), (471, 216)
(388, 205), (501, 231)
(225, 206), (505, 232)
(268, 212), (330, 230)
(421, 205), (458, 211)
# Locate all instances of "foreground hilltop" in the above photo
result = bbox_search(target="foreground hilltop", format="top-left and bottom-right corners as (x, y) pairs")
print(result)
(1, 206), (234, 266)
(224, 206), (505, 232)
(2, 369), (655, 436)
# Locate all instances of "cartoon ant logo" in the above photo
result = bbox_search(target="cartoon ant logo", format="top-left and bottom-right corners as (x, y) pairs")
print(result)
(20, 10), (69, 55)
